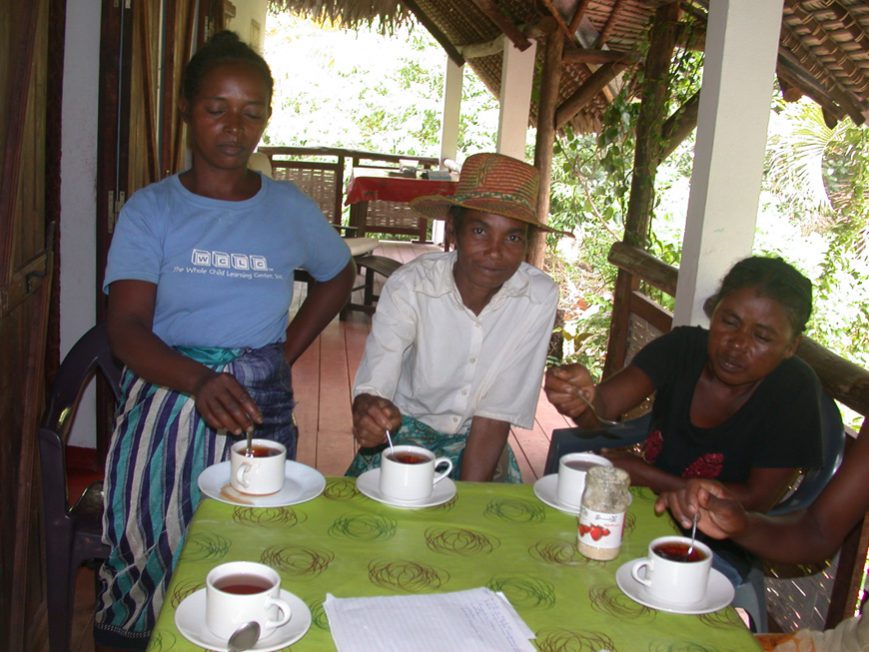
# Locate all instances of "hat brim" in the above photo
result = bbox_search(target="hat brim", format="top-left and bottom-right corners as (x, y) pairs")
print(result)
(410, 194), (567, 234)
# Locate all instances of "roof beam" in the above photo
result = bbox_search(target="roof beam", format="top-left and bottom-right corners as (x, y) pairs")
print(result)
(402, 0), (465, 66)
(561, 47), (640, 66)
(469, 0), (532, 51)
(457, 35), (505, 60)
(554, 61), (626, 129)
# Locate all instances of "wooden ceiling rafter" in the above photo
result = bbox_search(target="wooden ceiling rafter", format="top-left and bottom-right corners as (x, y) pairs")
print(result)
(568, 0), (592, 36)
(593, 0), (628, 50)
(541, 0), (573, 41)
(401, 0), (465, 65)
(562, 46), (640, 66)
(555, 60), (626, 129)
(780, 21), (865, 124)
(469, 0), (532, 51)
(784, 1), (869, 98)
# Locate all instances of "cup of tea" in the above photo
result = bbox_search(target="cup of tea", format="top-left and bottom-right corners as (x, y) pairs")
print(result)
(555, 452), (612, 509)
(379, 444), (453, 502)
(230, 439), (287, 495)
(630, 535), (712, 604)
(205, 561), (292, 639)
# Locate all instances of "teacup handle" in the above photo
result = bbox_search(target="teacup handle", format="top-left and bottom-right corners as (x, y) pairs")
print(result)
(262, 596), (292, 631)
(235, 462), (252, 488)
(631, 559), (653, 587)
(432, 457), (453, 484)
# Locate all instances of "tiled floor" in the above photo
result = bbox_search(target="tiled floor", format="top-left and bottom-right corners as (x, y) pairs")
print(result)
(67, 240), (572, 649)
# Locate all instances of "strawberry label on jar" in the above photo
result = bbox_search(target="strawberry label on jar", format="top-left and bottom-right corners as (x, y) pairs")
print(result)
(577, 506), (625, 560)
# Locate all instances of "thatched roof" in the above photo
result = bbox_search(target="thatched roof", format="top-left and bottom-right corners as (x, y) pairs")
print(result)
(269, 1), (869, 130)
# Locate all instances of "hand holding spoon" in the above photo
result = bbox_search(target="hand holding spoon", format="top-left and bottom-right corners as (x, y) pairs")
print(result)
(575, 391), (621, 427)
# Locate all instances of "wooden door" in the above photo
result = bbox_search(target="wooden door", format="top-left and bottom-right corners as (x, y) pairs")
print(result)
(0, 0), (57, 648)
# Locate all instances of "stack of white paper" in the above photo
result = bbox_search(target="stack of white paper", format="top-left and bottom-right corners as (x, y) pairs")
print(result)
(324, 587), (536, 652)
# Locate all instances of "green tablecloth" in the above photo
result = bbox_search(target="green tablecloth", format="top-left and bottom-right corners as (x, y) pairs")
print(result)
(149, 478), (760, 651)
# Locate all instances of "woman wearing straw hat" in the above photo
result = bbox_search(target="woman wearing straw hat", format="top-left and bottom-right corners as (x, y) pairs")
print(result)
(346, 153), (561, 482)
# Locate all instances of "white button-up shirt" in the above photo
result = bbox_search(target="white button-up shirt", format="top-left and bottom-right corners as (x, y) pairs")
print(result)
(353, 251), (558, 434)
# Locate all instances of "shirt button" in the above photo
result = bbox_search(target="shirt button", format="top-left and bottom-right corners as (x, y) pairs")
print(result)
(453, 416), (460, 422)
(469, 357), (477, 364)
(462, 389), (468, 396)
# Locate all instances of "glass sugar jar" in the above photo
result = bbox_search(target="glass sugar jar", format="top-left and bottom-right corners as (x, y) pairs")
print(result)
(577, 465), (631, 561)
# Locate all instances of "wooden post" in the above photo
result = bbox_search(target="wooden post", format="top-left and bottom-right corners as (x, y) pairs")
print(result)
(603, 1), (679, 379)
(530, 20), (563, 269)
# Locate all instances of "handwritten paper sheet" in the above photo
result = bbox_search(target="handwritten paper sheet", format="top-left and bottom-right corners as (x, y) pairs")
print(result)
(324, 587), (536, 652)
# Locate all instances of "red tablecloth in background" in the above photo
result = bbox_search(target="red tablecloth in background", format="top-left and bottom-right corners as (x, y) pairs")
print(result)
(345, 168), (457, 205)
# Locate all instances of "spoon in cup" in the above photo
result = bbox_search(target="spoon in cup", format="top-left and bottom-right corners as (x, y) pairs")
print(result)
(385, 428), (396, 455)
(687, 511), (699, 556)
(245, 425), (254, 457)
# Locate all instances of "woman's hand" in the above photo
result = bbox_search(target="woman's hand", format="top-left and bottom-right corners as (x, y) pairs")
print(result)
(544, 364), (595, 419)
(352, 393), (402, 448)
(655, 479), (749, 540)
(192, 371), (263, 435)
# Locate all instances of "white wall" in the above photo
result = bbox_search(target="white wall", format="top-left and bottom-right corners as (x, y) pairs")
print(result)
(60, 1), (102, 447)
(226, 0), (269, 52)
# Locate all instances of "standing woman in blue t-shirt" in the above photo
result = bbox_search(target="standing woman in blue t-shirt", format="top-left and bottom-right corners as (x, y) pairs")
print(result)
(94, 31), (354, 649)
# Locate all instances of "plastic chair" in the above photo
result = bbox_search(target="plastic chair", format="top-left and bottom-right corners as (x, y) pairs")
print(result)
(38, 323), (122, 652)
(545, 391), (846, 632)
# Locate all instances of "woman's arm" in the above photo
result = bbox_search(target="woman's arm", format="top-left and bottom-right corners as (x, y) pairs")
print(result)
(106, 279), (261, 434)
(460, 416), (512, 481)
(545, 364), (655, 428)
(283, 259), (356, 364)
(655, 425), (869, 563)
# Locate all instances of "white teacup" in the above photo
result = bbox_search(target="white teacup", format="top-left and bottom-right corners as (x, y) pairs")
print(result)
(230, 439), (286, 495)
(379, 445), (453, 502)
(631, 535), (712, 605)
(205, 561), (292, 639)
(555, 452), (612, 509)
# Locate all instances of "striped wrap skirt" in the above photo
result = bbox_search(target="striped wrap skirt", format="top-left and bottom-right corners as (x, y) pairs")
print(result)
(93, 343), (296, 648)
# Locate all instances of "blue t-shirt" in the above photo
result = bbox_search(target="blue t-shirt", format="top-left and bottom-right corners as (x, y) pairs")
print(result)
(104, 173), (351, 348)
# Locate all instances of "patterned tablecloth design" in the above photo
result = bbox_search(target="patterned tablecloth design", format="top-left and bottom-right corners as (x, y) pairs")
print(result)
(149, 479), (760, 651)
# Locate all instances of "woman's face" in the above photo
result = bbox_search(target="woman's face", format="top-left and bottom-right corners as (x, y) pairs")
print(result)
(180, 60), (271, 172)
(707, 285), (800, 387)
(450, 209), (528, 300)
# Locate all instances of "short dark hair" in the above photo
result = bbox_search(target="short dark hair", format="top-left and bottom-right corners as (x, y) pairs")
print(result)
(705, 256), (813, 335)
(181, 30), (273, 105)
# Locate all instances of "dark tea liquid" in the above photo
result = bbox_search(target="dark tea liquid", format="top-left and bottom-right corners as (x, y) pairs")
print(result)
(564, 460), (598, 472)
(653, 542), (707, 563)
(213, 573), (274, 595)
(244, 445), (282, 458)
(388, 452), (429, 464)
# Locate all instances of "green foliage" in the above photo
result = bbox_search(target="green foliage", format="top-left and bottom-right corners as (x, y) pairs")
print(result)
(263, 12), (498, 155)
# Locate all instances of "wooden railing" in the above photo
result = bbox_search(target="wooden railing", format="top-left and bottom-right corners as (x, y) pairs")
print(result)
(604, 241), (869, 629)
(256, 146), (439, 239)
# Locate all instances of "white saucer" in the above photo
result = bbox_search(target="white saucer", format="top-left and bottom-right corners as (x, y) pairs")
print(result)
(533, 474), (580, 514)
(198, 461), (325, 507)
(356, 468), (457, 509)
(615, 560), (735, 614)
(174, 588), (312, 651)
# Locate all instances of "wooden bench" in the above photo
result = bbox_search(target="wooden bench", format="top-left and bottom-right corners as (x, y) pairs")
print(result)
(340, 254), (402, 319)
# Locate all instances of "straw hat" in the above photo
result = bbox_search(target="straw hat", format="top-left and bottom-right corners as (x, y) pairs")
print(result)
(411, 153), (561, 233)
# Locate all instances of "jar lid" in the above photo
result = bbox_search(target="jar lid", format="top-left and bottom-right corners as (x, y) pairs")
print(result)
(587, 465), (630, 486)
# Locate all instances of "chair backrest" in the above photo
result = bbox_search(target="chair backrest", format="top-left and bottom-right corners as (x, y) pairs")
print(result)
(544, 413), (652, 475)
(38, 323), (122, 515)
(770, 391), (845, 515)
